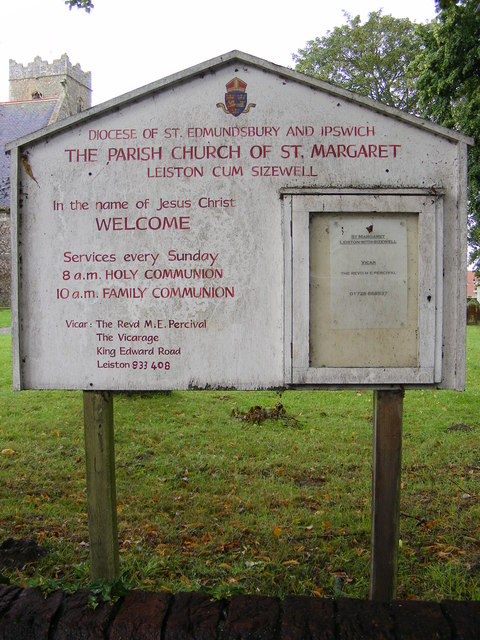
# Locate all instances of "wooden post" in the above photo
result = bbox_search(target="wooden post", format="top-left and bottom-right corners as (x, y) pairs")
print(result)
(83, 390), (120, 580)
(370, 388), (403, 601)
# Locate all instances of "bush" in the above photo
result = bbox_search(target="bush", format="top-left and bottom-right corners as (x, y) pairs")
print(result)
(467, 298), (480, 324)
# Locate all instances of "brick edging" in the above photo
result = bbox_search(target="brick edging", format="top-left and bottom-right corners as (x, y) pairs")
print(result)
(0, 585), (479, 639)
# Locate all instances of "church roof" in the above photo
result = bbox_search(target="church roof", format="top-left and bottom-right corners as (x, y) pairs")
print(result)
(0, 98), (56, 207)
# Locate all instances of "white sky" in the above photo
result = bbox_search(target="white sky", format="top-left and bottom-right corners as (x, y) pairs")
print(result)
(1, 0), (437, 106)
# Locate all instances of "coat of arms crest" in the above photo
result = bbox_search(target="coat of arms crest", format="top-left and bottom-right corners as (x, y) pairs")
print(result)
(217, 78), (256, 117)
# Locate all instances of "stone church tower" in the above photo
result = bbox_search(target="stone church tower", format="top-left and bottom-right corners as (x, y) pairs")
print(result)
(8, 54), (91, 121)
(0, 55), (91, 306)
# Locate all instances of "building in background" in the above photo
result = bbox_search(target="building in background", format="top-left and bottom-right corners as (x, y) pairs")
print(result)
(0, 54), (91, 306)
(467, 271), (479, 300)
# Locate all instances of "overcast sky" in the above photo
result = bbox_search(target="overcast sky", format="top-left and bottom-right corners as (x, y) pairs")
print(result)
(1, 0), (437, 106)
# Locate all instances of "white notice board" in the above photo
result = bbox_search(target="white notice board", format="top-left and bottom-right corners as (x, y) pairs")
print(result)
(7, 54), (468, 390)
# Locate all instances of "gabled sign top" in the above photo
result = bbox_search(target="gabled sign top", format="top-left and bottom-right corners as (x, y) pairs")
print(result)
(6, 50), (474, 152)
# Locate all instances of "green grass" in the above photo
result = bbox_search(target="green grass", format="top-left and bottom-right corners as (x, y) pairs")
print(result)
(1, 328), (480, 600)
(0, 308), (11, 328)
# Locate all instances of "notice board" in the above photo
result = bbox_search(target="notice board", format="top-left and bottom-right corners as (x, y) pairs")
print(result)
(7, 52), (470, 390)
(286, 193), (441, 386)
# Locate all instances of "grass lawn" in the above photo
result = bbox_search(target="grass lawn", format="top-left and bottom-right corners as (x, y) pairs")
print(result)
(0, 308), (11, 329)
(0, 327), (479, 600)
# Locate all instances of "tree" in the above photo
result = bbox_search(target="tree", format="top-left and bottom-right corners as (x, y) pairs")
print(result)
(294, 6), (479, 265)
(417, 1), (480, 267)
(293, 11), (429, 114)
(65, 0), (94, 11)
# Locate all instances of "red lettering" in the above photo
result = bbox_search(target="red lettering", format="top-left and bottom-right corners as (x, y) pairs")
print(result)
(95, 216), (191, 231)
(88, 129), (137, 140)
(65, 148), (98, 162)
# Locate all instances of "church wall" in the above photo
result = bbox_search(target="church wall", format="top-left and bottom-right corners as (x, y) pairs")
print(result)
(0, 209), (10, 307)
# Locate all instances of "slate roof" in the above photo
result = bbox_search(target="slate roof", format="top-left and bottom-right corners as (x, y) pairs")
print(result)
(0, 98), (57, 207)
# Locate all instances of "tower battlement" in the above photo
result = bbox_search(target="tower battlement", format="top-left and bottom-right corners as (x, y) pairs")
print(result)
(9, 54), (91, 106)
(9, 54), (91, 89)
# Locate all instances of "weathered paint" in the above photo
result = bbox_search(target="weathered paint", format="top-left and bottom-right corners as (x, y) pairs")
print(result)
(6, 51), (471, 390)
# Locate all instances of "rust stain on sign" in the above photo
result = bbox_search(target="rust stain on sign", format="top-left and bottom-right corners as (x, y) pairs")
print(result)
(21, 154), (39, 186)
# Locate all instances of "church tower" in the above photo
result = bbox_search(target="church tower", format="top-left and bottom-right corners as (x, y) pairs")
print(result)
(8, 54), (91, 121)
(0, 54), (92, 305)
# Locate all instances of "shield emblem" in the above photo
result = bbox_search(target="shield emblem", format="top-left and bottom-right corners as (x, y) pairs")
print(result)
(225, 90), (247, 117)
(217, 77), (257, 117)
(225, 78), (248, 117)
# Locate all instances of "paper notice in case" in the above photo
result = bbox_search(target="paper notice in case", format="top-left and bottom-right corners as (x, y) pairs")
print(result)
(329, 216), (408, 329)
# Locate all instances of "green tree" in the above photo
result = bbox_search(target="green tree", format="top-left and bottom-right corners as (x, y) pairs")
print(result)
(65, 0), (94, 11)
(417, 1), (480, 267)
(293, 11), (429, 114)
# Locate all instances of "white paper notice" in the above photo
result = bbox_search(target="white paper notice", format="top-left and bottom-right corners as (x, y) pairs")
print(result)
(329, 216), (408, 329)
